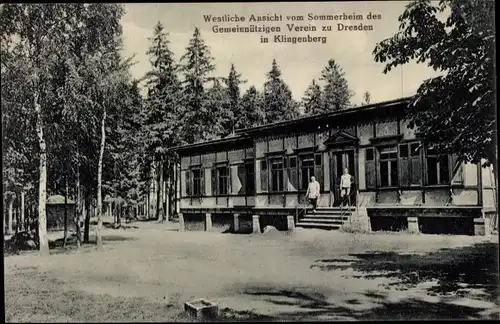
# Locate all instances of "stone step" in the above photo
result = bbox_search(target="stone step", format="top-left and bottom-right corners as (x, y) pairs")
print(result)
(300, 218), (344, 224)
(296, 222), (342, 230)
(303, 215), (349, 221)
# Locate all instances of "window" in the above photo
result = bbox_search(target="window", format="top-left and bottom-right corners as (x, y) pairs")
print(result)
(216, 166), (229, 195)
(300, 154), (315, 190)
(270, 158), (284, 192)
(426, 148), (450, 185)
(379, 146), (398, 187)
(287, 156), (299, 191)
(260, 159), (268, 192)
(365, 148), (376, 189)
(398, 142), (422, 186)
(192, 169), (202, 196)
(245, 162), (255, 195)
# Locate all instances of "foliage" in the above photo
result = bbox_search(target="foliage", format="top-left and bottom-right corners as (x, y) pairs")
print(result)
(240, 86), (266, 129)
(179, 27), (217, 144)
(302, 79), (324, 116)
(373, 0), (495, 166)
(319, 59), (353, 111)
(225, 64), (247, 133)
(263, 59), (298, 123)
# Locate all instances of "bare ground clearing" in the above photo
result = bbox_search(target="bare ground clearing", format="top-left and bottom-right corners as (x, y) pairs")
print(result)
(4, 219), (500, 322)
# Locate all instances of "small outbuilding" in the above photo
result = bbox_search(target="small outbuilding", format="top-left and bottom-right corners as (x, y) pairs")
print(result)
(46, 195), (76, 231)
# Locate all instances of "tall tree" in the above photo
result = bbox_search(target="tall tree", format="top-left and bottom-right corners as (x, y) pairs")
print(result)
(142, 21), (183, 221)
(240, 86), (265, 129)
(1, 4), (128, 253)
(263, 59), (298, 123)
(320, 59), (353, 111)
(180, 27), (216, 144)
(205, 78), (230, 139)
(225, 64), (247, 133)
(373, 0), (495, 167)
(302, 79), (324, 116)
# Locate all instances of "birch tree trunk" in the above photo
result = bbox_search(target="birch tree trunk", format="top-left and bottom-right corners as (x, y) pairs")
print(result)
(35, 93), (49, 256)
(146, 192), (150, 219)
(63, 174), (69, 248)
(158, 158), (164, 222)
(7, 197), (13, 235)
(76, 168), (81, 249)
(96, 110), (106, 250)
(21, 191), (25, 231)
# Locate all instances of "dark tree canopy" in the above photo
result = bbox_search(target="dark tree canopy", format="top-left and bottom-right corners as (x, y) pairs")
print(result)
(320, 59), (352, 112)
(373, 0), (495, 166)
(302, 79), (324, 116)
(263, 59), (298, 123)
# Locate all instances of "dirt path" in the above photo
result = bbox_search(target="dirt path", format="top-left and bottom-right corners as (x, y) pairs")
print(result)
(4, 222), (500, 321)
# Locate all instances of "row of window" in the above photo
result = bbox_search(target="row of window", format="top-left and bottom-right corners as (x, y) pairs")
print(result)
(366, 142), (456, 188)
(184, 143), (460, 197)
(185, 162), (255, 197)
(261, 153), (323, 192)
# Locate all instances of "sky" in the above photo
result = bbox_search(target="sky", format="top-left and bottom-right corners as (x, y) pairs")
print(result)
(120, 1), (441, 105)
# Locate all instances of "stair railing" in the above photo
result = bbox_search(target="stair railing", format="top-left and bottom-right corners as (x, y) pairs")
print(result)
(295, 199), (308, 224)
(340, 183), (358, 229)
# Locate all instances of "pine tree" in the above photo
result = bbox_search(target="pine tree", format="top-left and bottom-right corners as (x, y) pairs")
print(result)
(180, 27), (216, 144)
(225, 64), (247, 133)
(240, 86), (265, 129)
(320, 59), (352, 112)
(302, 79), (324, 116)
(263, 59), (298, 123)
(205, 78), (230, 139)
(142, 21), (183, 221)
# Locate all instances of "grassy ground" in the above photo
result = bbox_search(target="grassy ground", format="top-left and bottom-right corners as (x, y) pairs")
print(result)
(4, 218), (500, 322)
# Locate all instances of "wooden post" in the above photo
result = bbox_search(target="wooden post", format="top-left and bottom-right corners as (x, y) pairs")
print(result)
(233, 213), (240, 233)
(252, 215), (261, 234)
(205, 213), (212, 231)
(178, 213), (185, 232)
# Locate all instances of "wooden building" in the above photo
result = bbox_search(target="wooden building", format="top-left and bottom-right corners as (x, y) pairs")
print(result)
(173, 98), (497, 235)
(46, 195), (76, 231)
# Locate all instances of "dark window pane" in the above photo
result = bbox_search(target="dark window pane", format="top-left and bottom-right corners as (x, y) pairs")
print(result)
(381, 161), (389, 187)
(439, 156), (450, 184)
(261, 160), (267, 170)
(427, 157), (438, 185)
(245, 163), (255, 195)
(366, 148), (374, 161)
(290, 157), (297, 168)
(399, 144), (408, 158)
(315, 154), (322, 166)
(410, 143), (420, 156)
(390, 160), (398, 186)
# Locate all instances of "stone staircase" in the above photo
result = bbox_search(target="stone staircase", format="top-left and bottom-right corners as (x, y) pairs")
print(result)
(296, 207), (355, 230)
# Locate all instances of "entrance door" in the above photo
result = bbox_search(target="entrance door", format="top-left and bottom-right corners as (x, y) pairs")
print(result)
(330, 150), (356, 207)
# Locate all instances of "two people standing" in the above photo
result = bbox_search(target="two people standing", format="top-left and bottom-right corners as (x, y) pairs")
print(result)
(305, 168), (353, 211)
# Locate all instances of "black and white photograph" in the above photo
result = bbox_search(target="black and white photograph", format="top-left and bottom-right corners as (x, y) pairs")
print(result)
(2, 1), (498, 321)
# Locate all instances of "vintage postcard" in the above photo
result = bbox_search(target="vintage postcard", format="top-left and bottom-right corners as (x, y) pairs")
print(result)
(2, 1), (498, 322)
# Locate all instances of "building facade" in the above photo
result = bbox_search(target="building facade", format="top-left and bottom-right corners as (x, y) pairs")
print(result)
(174, 98), (497, 235)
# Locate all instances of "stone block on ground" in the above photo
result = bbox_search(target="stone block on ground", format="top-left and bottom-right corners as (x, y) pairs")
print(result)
(184, 298), (219, 321)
